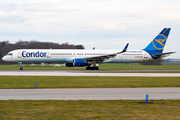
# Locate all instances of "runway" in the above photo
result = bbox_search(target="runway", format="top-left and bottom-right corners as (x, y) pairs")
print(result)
(0, 88), (180, 100)
(1, 70), (179, 100)
(0, 70), (180, 76)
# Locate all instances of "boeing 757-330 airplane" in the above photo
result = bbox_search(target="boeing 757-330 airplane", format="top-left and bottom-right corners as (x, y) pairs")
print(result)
(2, 28), (175, 70)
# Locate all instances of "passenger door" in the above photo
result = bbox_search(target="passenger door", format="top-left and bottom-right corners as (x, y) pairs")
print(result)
(18, 51), (21, 58)
(47, 51), (51, 58)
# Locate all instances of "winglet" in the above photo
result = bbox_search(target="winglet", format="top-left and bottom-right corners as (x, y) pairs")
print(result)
(118, 43), (129, 54)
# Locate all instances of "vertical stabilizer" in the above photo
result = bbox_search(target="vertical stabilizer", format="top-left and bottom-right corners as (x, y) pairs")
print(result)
(144, 28), (171, 53)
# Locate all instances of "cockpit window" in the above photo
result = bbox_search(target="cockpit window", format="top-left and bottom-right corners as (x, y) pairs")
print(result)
(6, 53), (13, 56)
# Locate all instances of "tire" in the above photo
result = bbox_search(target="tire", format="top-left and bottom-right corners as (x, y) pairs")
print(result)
(90, 67), (95, 70)
(95, 67), (99, 70)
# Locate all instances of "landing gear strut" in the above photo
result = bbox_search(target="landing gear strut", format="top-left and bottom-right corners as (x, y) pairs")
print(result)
(86, 61), (99, 70)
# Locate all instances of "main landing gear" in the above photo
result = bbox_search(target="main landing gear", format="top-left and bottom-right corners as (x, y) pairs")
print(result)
(86, 61), (99, 70)
(86, 66), (99, 70)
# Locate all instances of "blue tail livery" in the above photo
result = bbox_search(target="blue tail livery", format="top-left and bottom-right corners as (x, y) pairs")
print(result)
(144, 28), (171, 52)
(143, 28), (173, 59)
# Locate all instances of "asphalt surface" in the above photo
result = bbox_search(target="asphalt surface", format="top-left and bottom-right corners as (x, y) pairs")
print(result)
(1, 70), (179, 100)
(0, 70), (180, 76)
(0, 88), (180, 100)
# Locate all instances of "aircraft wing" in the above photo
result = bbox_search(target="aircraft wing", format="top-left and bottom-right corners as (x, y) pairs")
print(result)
(85, 43), (129, 61)
(152, 52), (175, 56)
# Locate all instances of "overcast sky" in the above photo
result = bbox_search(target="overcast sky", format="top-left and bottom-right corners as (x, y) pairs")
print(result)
(0, 0), (180, 58)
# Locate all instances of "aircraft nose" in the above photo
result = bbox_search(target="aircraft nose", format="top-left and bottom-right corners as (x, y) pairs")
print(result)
(2, 56), (7, 61)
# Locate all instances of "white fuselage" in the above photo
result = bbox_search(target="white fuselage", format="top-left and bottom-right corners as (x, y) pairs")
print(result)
(2, 49), (153, 63)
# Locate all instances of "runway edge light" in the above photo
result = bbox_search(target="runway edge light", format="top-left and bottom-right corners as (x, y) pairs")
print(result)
(145, 94), (149, 103)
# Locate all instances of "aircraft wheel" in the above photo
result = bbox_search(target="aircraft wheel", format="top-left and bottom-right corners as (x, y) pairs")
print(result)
(95, 67), (99, 70)
(86, 67), (90, 70)
(20, 67), (23, 70)
(90, 67), (95, 70)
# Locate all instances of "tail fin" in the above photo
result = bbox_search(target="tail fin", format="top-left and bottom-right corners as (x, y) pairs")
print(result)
(144, 28), (171, 53)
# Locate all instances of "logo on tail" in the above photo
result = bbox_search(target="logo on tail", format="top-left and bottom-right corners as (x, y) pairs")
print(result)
(152, 34), (167, 50)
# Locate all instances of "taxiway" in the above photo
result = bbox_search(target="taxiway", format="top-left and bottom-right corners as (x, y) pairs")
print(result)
(0, 88), (180, 100)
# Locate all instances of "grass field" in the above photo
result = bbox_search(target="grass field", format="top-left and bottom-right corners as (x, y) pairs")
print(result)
(0, 76), (180, 89)
(1, 63), (180, 119)
(0, 100), (180, 120)
(0, 63), (180, 70)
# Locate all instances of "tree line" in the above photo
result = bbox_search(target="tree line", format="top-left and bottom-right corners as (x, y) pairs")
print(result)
(0, 41), (84, 64)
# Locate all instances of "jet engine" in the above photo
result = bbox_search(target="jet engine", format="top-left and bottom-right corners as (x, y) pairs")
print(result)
(65, 62), (74, 67)
(73, 59), (89, 66)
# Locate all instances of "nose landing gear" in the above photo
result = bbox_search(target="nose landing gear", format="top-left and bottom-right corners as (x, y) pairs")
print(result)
(18, 62), (23, 70)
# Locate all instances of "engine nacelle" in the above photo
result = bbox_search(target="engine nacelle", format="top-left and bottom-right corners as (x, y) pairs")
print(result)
(65, 62), (74, 67)
(73, 59), (89, 67)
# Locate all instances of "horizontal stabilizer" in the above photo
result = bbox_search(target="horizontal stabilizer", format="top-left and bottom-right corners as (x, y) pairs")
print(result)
(152, 52), (175, 56)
